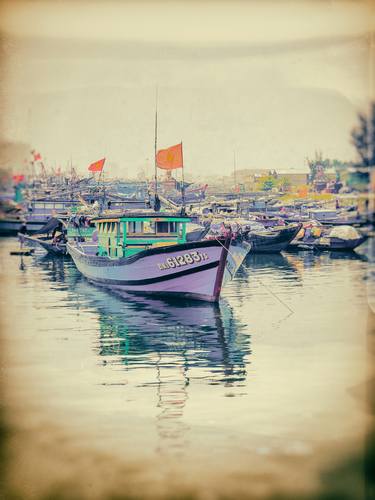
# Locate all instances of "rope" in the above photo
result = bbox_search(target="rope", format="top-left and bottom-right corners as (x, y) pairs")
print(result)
(251, 275), (294, 314)
(213, 235), (294, 315)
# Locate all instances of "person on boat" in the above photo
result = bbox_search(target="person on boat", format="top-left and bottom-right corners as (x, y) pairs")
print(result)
(18, 219), (27, 248)
(154, 194), (161, 212)
(107, 201), (112, 210)
(52, 229), (62, 243)
(335, 198), (340, 209)
(52, 221), (63, 240)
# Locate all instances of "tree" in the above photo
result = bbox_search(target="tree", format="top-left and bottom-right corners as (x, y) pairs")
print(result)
(351, 102), (375, 167)
(258, 175), (276, 191)
(278, 176), (291, 192)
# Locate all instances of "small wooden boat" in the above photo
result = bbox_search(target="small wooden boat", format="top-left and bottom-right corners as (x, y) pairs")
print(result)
(21, 234), (67, 255)
(288, 225), (368, 251)
(18, 217), (68, 255)
(246, 223), (302, 253)
(283, 208), (368, 227)
(289, 236), (367, 251)
(0, 200), (26, 235)
(67, 211), (231, 302)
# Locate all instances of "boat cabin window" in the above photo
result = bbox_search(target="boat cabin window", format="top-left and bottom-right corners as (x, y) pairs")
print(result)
(155, 221), (170, 233)
(155, 221), (179, 234)
(127, 221), (143, 233)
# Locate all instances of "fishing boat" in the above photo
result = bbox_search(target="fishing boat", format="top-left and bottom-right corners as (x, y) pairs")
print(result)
(0, 214), (26, 235)
(306, 209), (367, 226)
(67, 211), (231, 302)
(246, 223), (302, 253)
(0, 200), (27, 235)
(21, 234), (67, 255)
(16, 217), (68, 255)
(288, 225), (367, 251)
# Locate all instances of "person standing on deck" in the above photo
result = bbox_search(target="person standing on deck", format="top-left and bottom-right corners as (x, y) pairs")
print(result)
(154, 194), (161, 212)
(18, 219), (27, 248)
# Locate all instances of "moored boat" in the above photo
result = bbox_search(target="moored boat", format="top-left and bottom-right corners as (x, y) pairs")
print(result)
(21, 234), (67, 255)
(288, 224), (368, 251)
(67, 211), (231, 302)
(246, 223), (302, 253)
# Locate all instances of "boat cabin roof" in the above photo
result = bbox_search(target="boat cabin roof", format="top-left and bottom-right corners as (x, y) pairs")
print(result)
(92, 211), (191, 223)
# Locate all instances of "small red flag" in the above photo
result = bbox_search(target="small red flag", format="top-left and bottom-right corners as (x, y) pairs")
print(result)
(88, 158), (105, 172)
(31, 150), (41, 161)
(156, 143), (183, 170)
(12, 174), (25, 183)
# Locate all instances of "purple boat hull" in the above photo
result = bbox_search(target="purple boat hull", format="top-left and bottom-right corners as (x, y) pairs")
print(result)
(67, 239), (230, 302)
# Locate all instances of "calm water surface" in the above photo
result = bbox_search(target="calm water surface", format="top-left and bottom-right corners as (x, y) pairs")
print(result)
(0, 237), (373, 499)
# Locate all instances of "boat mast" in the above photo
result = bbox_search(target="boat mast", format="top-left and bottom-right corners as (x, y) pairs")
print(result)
(154, 86), (158, 202)
(181, 141), (186, 213)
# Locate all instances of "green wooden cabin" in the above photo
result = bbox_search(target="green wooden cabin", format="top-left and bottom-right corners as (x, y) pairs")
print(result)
(93, 213), (191, 258)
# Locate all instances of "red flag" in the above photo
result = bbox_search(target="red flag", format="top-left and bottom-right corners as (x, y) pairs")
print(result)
(88, 158), (105, 172)
(156, 143), (183, 170)
(33, 151), (42, 161)
(12, 174), (25, 183)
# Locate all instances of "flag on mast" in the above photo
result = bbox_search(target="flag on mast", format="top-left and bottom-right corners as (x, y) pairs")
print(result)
(31, 150), (42, 161)
(156, 143), (183, 170)
(88, 158), (105, 172)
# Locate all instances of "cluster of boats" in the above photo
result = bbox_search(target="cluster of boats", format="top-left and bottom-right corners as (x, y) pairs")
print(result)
(1, 177), (371, 303)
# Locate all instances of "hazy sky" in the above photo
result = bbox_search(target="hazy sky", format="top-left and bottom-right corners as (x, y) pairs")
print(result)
(0, 0), (374, 178)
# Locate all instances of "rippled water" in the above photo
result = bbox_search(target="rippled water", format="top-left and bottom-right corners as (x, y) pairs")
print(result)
(0, 237), (373, 499)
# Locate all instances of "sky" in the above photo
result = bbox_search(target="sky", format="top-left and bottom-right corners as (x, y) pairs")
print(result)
(0, 0), (374, 179)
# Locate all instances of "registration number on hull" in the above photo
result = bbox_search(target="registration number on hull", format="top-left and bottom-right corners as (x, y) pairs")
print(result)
(158, 251), (209, 270)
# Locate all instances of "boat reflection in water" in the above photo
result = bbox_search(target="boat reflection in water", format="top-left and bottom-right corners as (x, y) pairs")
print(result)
(90, 284), (249, 455)
(38, 256), (251, 456)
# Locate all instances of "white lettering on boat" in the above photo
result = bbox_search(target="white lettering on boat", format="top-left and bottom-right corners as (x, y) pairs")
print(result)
(158, 251), (209, 270)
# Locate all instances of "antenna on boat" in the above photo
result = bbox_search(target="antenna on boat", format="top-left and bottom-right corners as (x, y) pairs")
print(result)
(154, 86), (159, 208)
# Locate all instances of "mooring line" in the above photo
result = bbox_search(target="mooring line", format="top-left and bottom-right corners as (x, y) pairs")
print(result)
(214, 235), (294, 315)
(252, 274), (294, 315)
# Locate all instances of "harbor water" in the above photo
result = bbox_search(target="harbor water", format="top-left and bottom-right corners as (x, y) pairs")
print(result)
(0, 236), (374, 499)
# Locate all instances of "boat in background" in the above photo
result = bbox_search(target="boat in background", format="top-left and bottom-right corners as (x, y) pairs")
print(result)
(21, 217), (68, 255)
(246, 223), (302, 253)
(288, 224), (368, 251)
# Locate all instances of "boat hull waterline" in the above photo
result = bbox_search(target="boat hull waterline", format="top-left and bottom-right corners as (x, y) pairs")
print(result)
(68, 239), (230, 302)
